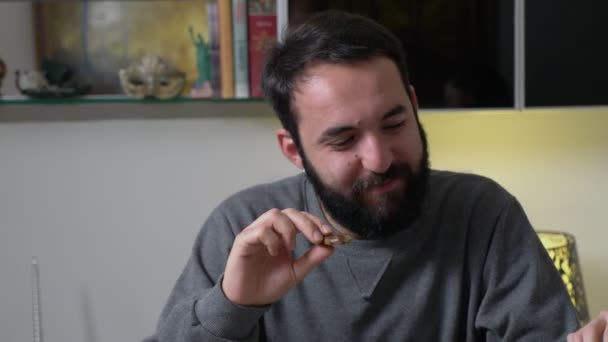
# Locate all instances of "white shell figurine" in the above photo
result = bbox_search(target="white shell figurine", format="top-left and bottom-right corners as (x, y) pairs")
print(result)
(16, 70), (50, 92)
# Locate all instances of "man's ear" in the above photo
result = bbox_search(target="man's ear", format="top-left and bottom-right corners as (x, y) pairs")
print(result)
(409, 85), (419, 110)
(277, 128), (304, 169)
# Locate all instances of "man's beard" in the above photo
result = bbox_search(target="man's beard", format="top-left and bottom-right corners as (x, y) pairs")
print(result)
(302, 126), (430, 240)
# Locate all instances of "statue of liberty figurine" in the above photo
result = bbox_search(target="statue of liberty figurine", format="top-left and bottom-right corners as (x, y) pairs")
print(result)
(189, 26), (213, 97)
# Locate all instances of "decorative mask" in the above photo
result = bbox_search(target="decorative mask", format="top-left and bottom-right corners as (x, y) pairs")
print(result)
(119, 54), (186, 99)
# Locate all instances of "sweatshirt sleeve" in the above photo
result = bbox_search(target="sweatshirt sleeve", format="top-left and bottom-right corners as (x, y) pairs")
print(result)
(145, 206), (269, 342)
(475, 196), (580, 341)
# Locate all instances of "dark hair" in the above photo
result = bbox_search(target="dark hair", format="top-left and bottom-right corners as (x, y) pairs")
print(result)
(262, 10), (411, 150)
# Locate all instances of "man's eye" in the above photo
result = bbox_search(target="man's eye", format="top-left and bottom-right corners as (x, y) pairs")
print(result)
(383, 121), (405, 130)
(330, 137), (354, 148)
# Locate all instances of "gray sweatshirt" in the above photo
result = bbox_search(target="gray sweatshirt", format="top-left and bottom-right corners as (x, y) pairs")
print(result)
(145, 170), (579, 341)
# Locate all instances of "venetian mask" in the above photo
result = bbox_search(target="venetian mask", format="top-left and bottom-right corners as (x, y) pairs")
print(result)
(119, 54), (185, 99)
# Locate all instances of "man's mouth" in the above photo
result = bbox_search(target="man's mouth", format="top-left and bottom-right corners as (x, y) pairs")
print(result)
(368, 178), (402, 194)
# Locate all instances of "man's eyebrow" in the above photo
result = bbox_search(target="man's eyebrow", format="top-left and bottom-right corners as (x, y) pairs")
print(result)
(382, 104), (406, 119)
(317, 125), (354, 145)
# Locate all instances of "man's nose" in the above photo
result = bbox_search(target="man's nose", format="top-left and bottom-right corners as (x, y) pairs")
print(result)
(358, 135), (393, 174)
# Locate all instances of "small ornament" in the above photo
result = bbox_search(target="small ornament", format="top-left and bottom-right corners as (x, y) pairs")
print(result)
(119, 54), (186, 100)
(16, 70), (50, 93)
(14, 60), (91, 98)
(0, 57), (7, 96)
(189, 26), (213, 98)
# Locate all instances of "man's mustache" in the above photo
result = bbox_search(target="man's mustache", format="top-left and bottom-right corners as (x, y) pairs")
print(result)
(352, 164), (411, 192)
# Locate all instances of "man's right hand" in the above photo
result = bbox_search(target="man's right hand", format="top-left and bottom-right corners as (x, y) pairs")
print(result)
(222, 208), (335, 306)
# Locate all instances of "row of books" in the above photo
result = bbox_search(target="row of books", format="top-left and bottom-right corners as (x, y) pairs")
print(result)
(204, 0), (288, 99)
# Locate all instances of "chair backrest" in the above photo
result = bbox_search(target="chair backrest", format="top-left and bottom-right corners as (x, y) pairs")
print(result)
(537, 230), (589, 323)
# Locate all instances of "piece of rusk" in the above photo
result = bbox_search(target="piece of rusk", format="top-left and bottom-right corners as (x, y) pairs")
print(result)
(322, 233), (353, 246)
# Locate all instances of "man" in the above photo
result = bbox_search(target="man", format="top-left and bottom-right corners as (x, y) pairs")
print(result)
(147, 11), (605, 341)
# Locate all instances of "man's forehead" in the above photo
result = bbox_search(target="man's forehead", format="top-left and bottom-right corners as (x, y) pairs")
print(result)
(290, 57), (411, 128)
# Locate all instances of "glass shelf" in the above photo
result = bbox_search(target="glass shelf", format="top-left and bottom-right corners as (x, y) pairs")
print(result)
(0, 94), (266, 105)
(0, 95), (274, 122)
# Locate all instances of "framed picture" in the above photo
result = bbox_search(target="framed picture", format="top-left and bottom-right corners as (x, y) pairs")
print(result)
(33, 1), (208, 95)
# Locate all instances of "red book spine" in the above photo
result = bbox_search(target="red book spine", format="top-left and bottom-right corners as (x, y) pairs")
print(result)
(247, 11), (277, 98)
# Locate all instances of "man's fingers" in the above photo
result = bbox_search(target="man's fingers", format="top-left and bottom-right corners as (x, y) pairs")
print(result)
(282, 208), (326, 244)
(272, 212), (298, 251)
(239, 210), (289, 256)
(569, 332), (583, 342)
(585, 316), (607, 341)
(301, 211), (333, 235)
(569, 311), (608, 342)
(254, 226), (283, 256)
(600, 310), (608, 341)
(292, 244), (334, 282)
(583, 320), (597, 341)
(238, 208), (336, 256)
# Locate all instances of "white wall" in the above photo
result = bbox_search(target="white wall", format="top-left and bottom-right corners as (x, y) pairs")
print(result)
(0, 117), (295, 342)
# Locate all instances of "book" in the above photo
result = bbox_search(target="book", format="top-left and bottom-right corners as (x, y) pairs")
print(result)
(248, 0), (277, 98)
(232, 0), (249, 98)
(206, 0), (222, 97)
(276, 0), (289, 43)
(218, 0), (234, 98)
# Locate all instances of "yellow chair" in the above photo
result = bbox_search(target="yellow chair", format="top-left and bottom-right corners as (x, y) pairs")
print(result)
(537, 231), (590, 324)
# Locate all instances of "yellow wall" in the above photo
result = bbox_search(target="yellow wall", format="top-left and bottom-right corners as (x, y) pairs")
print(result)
(420, 107), (608, 317)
